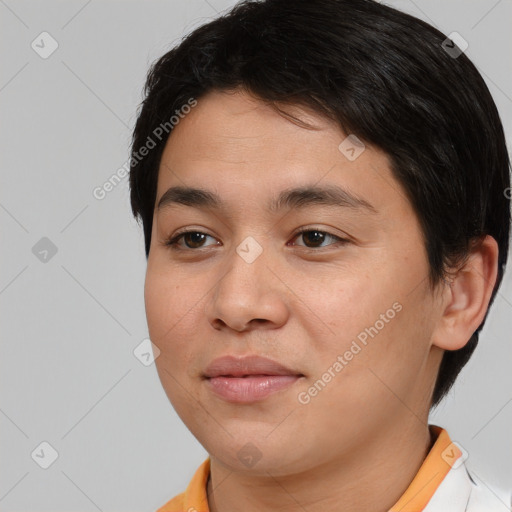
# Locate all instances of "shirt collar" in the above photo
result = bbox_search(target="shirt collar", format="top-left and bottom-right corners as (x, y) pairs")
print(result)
(389, 424), (463, 511)
(168, 424), (461, 512)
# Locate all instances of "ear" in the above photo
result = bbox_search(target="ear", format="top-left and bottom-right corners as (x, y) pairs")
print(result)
(431, 235), (499, 351)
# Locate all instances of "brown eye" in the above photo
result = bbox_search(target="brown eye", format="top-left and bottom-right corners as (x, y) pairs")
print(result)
(301, 230), (327, 247)
(181, 232), (208, 249)
(291, 229), (349, 249)
(165, 231), (218, 250)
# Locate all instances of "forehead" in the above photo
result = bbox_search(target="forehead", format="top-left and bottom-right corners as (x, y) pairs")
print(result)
(155, 89), (408, 220)
(161, 89), (344, 163)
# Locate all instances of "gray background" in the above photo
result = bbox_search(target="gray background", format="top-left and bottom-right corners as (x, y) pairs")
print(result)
(1, 0), (511, 510)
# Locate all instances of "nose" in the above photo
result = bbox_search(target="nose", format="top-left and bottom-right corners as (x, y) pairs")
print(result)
(204, 238), (289, 333)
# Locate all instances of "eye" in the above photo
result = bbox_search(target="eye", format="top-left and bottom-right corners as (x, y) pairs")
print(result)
(163, 227), (349, 251)
(164, 230), (219, 250)
(289, 228), (349, 249)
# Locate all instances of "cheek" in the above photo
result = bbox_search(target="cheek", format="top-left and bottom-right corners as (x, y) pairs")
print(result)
(305, 266), (430, 388)
(144, 265), (208, 374)
(144, 270), (172, 342)
(144, 261), (193, 337)
(302, 272), (382, 351)
(143, 253), (213, 423)
(335, 294), (434, 412)
(144, 268), (191, 363)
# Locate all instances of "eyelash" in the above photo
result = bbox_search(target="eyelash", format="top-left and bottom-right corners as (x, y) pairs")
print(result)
(163, 227), (350, 251)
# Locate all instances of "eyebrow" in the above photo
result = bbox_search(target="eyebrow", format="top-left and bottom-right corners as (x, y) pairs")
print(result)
(156, 184), (378, 215)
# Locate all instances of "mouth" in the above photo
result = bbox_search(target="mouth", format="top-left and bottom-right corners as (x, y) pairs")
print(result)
(206, 372), (300, 378)
(203, 354), (304, 403)
(203, 354), (302, 378)
(205, 374), (303, 403)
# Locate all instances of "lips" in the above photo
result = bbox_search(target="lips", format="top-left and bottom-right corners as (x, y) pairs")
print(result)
(203, 355), (304, 402)
(203, 354), (302, 379)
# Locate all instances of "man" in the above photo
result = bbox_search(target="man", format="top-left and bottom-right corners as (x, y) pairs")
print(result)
(129, 0), (511, 510)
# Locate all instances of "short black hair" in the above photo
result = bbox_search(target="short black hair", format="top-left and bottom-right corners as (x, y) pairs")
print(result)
(129, 0), (511, 409)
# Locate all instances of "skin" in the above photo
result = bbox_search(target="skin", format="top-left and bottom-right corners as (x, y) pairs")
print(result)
(144, 88), (498, 512)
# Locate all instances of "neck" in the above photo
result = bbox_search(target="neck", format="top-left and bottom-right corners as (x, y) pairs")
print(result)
(206, 419), (433, 512)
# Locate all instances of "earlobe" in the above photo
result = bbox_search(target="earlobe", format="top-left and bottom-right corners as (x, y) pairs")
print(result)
(431, 235), (499, 352)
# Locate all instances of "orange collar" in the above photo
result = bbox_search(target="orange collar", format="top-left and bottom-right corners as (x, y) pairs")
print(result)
(389, 425), (461, 511)
(157, 425), (460, 512)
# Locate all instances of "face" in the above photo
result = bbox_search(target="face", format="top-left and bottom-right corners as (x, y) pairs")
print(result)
(145, 88), (444, 475)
